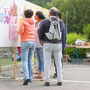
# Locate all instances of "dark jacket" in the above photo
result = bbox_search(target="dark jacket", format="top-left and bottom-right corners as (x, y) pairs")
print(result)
(62, 24), (67, 49)
(38, 16), (64, 43)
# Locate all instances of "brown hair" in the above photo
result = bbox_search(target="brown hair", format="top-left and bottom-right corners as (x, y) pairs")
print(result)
(24, 9), (33, 18)
(36, 11), (45, 20)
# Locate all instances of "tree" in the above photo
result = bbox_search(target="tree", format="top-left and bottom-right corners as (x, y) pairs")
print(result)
(83, 24), (90, 41)
(46, 0), (90, 34)
(26, 0), (52, 7)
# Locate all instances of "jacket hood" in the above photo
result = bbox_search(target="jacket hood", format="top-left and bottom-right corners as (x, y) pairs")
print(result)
(49, 16), (58, 21)
(24, 18), (34, 25)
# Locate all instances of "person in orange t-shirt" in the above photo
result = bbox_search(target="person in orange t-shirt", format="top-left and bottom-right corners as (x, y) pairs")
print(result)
(17, 9), (35, 85)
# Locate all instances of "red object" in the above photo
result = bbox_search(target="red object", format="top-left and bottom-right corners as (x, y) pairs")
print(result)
(17, 47), (21, 54)
(84, 42), (86, 46)
(75, 44), (77, 46)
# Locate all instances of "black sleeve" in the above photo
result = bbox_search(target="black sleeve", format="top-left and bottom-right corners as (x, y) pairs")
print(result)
(60, 19), (64, 32)
(38, 20), (45, 41)
(62, 25), (67, 49)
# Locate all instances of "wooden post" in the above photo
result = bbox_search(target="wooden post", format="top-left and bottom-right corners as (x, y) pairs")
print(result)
(14, 47), (17, 80)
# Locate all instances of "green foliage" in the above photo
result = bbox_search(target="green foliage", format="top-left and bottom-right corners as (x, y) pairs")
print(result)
(26, 0), (52, 7)
(46, 0), (90, 34)
(83, 24), (90, 41)
(66, 33), (87, 45)
(65, 47), (87, 59)
(65, 33), (87, 58)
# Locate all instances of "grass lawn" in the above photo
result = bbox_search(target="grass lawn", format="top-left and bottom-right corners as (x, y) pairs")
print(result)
(0, 58), (21, 66)
(0, 57), (37, 66)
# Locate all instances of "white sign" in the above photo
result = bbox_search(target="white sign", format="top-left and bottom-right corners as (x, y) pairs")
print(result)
(0, 0), (25, 47)
(0, 0), (48, 47)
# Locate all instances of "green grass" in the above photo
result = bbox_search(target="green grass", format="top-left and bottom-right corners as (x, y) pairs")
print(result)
(0, 58), (21, 66)
(0, 57), (37, 66)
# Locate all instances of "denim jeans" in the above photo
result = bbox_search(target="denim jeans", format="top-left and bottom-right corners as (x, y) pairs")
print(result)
(36, 48), (44, 72)
(43, 43), (62, 82)
(21, 41), (35, 81)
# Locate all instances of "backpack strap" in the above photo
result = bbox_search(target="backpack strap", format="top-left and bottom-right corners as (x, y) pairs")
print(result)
(57, 19), (61, 31)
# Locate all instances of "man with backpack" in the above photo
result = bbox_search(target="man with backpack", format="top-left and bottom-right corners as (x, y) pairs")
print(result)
(38, 7), (64, 86)
(53, 11), (67, 78)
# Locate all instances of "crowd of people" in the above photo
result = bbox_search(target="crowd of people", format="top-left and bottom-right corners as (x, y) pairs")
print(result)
(17, 7), (66, 86)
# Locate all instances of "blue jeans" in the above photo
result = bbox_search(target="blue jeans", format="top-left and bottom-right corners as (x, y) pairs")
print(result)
(21, 41), (35, 81)
(36, 48), (44, 72)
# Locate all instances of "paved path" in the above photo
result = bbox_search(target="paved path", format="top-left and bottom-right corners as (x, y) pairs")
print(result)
(0, 63), (90, 90)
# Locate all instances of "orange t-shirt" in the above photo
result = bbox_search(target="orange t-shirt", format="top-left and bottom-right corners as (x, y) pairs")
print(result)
(18, 18), (35, 42)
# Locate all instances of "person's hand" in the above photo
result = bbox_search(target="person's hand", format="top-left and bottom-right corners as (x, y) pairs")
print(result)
(16, 29), (19, 33)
